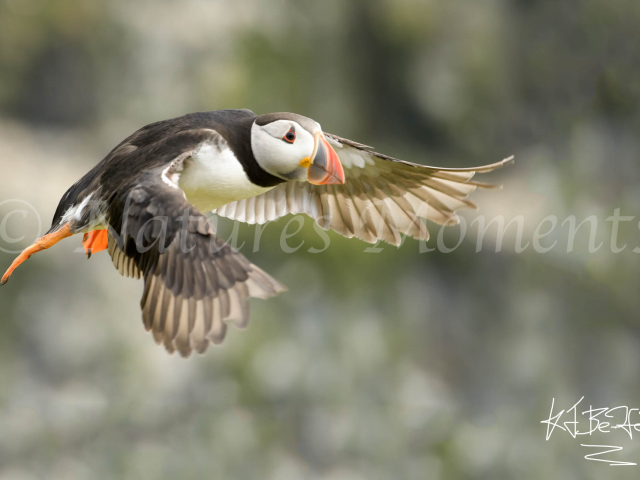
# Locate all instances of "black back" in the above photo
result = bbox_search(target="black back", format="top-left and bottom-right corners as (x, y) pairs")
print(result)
(50, 109), (285, 232)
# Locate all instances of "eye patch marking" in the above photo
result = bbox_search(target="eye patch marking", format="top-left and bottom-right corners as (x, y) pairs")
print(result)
(283, 127), (296, 144)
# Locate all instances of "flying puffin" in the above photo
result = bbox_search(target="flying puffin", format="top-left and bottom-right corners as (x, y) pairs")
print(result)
(1, 109), (513, 357)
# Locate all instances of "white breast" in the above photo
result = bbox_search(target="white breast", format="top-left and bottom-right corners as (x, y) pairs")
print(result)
(178, 141), (273, 213)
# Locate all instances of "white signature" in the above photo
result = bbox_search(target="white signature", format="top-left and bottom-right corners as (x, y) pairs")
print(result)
(542, 397), (640, 466)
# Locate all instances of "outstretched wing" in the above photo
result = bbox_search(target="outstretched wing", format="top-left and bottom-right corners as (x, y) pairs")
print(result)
(215, 133), (514, 245)
(105, 129), (286, 357)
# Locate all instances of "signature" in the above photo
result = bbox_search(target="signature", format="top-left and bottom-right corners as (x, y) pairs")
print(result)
(542, 397), (640, 466)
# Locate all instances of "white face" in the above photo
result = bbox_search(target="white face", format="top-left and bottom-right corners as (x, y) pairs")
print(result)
(251, 119), (320, 182)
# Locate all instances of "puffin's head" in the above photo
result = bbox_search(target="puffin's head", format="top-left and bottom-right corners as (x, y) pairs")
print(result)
(251, 112), (345, 185)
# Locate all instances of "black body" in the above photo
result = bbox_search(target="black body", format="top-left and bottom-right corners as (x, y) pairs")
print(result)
(50, 109), (285, 233)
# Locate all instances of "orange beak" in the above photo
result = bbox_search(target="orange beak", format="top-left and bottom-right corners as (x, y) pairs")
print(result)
(308, 132), (345, 185)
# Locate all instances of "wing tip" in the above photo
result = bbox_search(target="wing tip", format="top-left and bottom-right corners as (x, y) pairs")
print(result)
(265, 278), (288, 296)
(475, 154), (515, 173)
(499, 155), (515, 168)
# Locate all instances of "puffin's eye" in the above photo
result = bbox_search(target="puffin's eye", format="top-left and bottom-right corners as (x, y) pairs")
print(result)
(282, 127), (296, 144)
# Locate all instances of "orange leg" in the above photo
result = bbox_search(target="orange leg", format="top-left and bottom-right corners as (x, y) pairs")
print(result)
(82, 229), (109, 258)
(1, 223), (73, 285)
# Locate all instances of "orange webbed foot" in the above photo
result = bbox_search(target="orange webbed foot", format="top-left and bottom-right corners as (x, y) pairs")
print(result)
(1, 223), (73, 285)
(83, 229), (109, 259)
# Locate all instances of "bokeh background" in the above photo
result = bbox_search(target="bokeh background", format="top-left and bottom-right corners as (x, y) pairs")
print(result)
(2, 0), (640, 478)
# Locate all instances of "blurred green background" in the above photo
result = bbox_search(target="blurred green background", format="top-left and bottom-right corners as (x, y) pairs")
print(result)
(1, 0), (640, 478)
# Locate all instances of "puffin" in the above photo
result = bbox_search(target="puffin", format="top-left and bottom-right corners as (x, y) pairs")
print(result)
(1, 109), (513, 357)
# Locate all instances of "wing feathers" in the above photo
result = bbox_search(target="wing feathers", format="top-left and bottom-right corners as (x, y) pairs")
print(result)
(106, 141), (287, 357)
(215, 135), (511, 246)
(130, 232), (286, 357)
